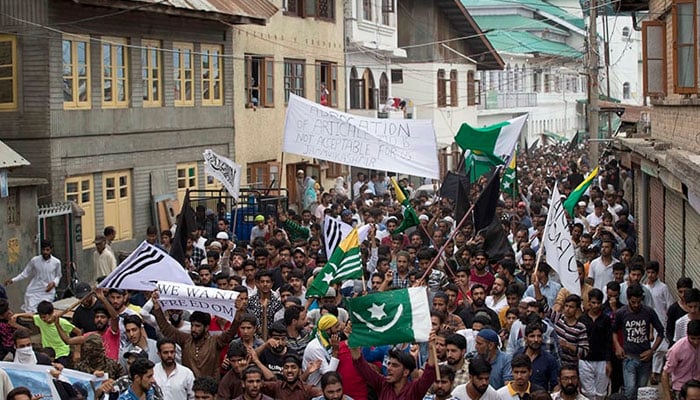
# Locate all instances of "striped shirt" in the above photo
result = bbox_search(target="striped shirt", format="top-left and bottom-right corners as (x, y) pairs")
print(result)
(543, 301), (589, 365)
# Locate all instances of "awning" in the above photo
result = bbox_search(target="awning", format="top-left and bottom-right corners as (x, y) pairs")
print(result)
(0, 140), (29, 168)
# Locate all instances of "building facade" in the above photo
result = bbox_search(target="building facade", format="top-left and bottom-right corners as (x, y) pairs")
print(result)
(0, 0), (276, 281)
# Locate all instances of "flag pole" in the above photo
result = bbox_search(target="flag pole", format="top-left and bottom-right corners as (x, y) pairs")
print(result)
(431, 343), (441, 380)
(418, 224), (472, 302)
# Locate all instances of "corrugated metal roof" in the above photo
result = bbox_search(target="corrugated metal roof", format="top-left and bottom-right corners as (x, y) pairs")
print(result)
(0, 140), (29, 168)
(78, 0), (278, 25)
(472, 14), (568, 35)
(484, 30), (583, 58)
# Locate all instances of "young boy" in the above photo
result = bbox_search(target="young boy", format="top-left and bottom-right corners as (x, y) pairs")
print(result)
(13, 300), (81, 366)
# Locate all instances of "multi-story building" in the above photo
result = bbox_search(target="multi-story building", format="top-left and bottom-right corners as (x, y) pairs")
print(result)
(232, 0), (345, 207)
(0, 0), (276, 282)
(613, 0), (700, 294)
(464, 0), (588, 145)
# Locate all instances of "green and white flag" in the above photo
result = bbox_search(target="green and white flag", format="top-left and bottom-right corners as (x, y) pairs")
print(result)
(347, 287), (430, 348)
(455, 114), (528, 163)
(500, 151), (518, 197)
(306, 227), (362, 298)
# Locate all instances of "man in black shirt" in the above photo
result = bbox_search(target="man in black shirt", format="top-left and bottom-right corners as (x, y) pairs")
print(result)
(667, 277), (693, 347)
(255, 322), (289, 380)
(72, 282), (104, 332)
(579, 288), (612, 400)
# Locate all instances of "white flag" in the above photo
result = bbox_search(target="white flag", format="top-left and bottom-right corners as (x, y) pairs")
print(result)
(542, 185), (581, 295)
(98, 241), (194, 291)
(157, 281), (240, 321)
(203, 149), (242, 198)
(323, 216), (371, 258)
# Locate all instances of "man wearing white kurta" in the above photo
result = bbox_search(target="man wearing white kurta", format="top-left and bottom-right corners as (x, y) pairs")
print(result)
(5, 241), (61, 313)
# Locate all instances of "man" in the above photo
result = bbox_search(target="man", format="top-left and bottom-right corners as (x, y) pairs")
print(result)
(426, 365), (459, 400)
(459, 284), (501, 331)
(302, 314), (342, 387)
(12, 300), (80, 366)
(153, 338), (193, 400)
(433, 293), (466, 332)
(451, 357), (499, 400)
(662, 320), (700, 400)
(444, 333), (470, 386)
(602, 281), (625, 395)
(314, 371), (352, 400)
(121, 315), (160, 367)
(256, 322), (291, 380)
(612, 283), (665, 400)
(619, 264), (654, 308)
(234, 366), (274, 400)
(218, 342), (248, 399)
(151, 290), (243, 379)
(674, 289), (700, 343)
(193, 377), (218, 400)
(5, 240), (61, 313)
(494, 354), (541, 398)
(524, 263), (562, 308)
(474, 329), (512, 389)
(72, 282), (101, 332)
(643, 260), (673, 385)
(257, 353), (322, 400)
(350, 331), (438, 400)
(516, 322), (558, 392)
(535, 287), (589, 366)
(118, 358), (157, 400)
(516, 249), (536, 286)
(251, 215), (268, 242)
(284, 304), (312, 356)
(578, 288), (612, 400)
(486, 277), (508, 315)
(587, 240), (618, 292)
(668, 278), (693, 347)
(470, 251), (495, 293)
(248, 270), (283, 340)
(94, 234), (117, 279)
(551, 364), (587, 400)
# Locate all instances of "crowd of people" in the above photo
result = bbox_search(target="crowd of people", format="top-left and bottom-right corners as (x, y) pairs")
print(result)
(0, 143), (698, 400)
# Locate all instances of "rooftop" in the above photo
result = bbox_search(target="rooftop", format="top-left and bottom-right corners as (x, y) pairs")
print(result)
(484, 30), (582, 57)
(472, 14), (568, 35)
(462, 0), (586, 30)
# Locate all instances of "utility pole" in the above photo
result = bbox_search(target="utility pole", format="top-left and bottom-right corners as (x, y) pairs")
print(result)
(588, 0), (599, 166)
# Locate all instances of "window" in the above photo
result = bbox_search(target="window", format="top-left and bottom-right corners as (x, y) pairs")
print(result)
(326, 162), (347, 179)
(65, 175), (95, 247)
(317, 0), (334, 20)
(363, 69), (376, 109)
(141, 39), (161, 107)
(642, 20), (666, 96)
(246, 161), (280, 189)
(674, 0), (696, 93)
(363, 0), (372, 21)
(349, 67), (363, 109)
(176, 163), (198, 205)
(173, 42), (194, 106)
(103, 170), (132, 240)
(245, 55), (274, 108)
(101, 37), (128, 107)
(450, 69), (458, 107)
(533, 71), (541, 92)
(437, 69), (447, 107)
(381, 0), (393, 25)
(379, 72), (389, 105)
(286, 0), (301, 16)
(391, 69), (403, 84)
(544, 73), (551, 92)
(6, 188), (19, 225)
(201, 44), (223, 106)
(623, 82), (631, 99)
(316, 61), (338, 107)
(474, 79), (481, 105)
(0, 35), (17, 110)
(284, 59), (305, 103)
(622, 27), (630, 37)
(63, 35), (91, 109)
(467, 70), (476, 106)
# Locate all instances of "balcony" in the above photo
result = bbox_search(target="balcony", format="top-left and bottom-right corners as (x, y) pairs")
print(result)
(478, 92), (538, 110)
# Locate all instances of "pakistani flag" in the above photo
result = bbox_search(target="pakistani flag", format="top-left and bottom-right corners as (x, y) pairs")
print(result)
(306, 227), (362, 298)
(454, 114), (528, 163)
(390, 177), (420, 234)
(465, 150), (498, 183)
(563, 166), (599, 216)
(500, 151), (518, 198)
(347, 287), (430, 348)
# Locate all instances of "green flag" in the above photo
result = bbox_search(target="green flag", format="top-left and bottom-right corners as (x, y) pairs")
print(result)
(454, 114), (527, 162)
(465, 150), (498, 183)
(306, 227), (362, 298)
(347, 287), (430, 348)
(391, 177), (420, 234)
(563, 166), (599, 216)
(500, 151), (518, 197)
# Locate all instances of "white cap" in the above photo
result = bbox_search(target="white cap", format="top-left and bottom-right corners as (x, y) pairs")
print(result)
(216, 232), (229, 240)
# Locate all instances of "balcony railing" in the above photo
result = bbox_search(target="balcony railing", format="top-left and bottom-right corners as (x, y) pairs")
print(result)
(478, 92), (538, 110)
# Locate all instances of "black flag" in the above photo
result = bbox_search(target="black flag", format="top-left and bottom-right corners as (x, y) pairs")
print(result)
(473, 166), (502, 232)
(455, 175), (470, 225)
(478, 217), (514, 262)
(170, 190), (196, 267)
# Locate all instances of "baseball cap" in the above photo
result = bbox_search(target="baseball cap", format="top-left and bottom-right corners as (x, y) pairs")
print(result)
(74, 282), (92, 299)
(341, 209), (353, 216)
(254, 215), (265, 222)
(216, 232), (229, 240)
(122, 349), (149, 360)
(292, 247), (306, 255)
(324, 287), (336, 298)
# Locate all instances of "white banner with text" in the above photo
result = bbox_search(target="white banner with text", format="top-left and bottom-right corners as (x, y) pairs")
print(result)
(157, 281), (240, 321)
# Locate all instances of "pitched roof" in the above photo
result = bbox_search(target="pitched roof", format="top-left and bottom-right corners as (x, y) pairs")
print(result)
(472, 14), (567, 35)
(462, 0), (585, 30)
(484, 30), (582, 57)
(0, 140), (29, 169)
(74, 0), (278, 25)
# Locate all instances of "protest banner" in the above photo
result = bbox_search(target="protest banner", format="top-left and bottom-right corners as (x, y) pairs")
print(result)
(542, 185), (581, 295)
(283, 94), (440, 179)
(203, 149), (242, 198)
(157, 281), (240, 321)
(0, 361), (103, 400)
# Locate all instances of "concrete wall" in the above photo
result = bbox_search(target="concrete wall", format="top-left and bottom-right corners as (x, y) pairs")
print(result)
(600, 16), (643, 105)
(232, 0), (345, 191)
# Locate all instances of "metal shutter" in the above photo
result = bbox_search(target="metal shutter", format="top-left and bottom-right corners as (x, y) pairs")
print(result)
(664, 189), (684, 293)
(650, 178), (665, 274)
(635, 170), (646, 257)
(685, 202), (700, 290)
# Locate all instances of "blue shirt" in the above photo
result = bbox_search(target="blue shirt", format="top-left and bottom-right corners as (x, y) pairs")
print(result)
(477, 350), (512, 389)
(524, 280), (562, 307)
(118, 387), (155, 400)
(516, 348), (559, 391)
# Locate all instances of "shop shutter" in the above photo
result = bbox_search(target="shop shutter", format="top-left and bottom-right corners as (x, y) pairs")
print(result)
(664, 189), (684, 293)
(634, 170), (646, 257)
(650, 177), (665, 275)
(685, 202), (700, 294)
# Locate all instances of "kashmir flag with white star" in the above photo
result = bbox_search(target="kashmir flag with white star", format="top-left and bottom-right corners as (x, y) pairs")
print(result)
(347, 287), (430, 347)
(500, 151), (518, 198)
(306, 227), (362, 298)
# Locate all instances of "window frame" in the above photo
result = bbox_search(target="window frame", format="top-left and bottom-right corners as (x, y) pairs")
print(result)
(379, 72), (389, 105)
(437, 69), (447, 107)
(173, 42), (194, 107)
(65, 174), (95, 247)
(316, 61), (338, 107)
(642, 20), (667, 97)
(141, 39), (162, 107)
(284, 58), (305, 104)
(102, 170), (133, 241)
(245, 54), (275, 108)
(0, 34), (17, 110)
(201, 44), (223, 106)
(391, 69), (403, 84)
(63, 34), (91, 110)
(467, 70), (476, 106)
(176, 162), (198, 206)
(449, 69), (458, 107)
(101, 37), (129, 108)
(362, 0), (373, 21)
(246, 160), (281, 189)
(673, 0), (697, 94)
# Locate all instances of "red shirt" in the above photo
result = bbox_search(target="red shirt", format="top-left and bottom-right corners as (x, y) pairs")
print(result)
(337, 342), (368, 400)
